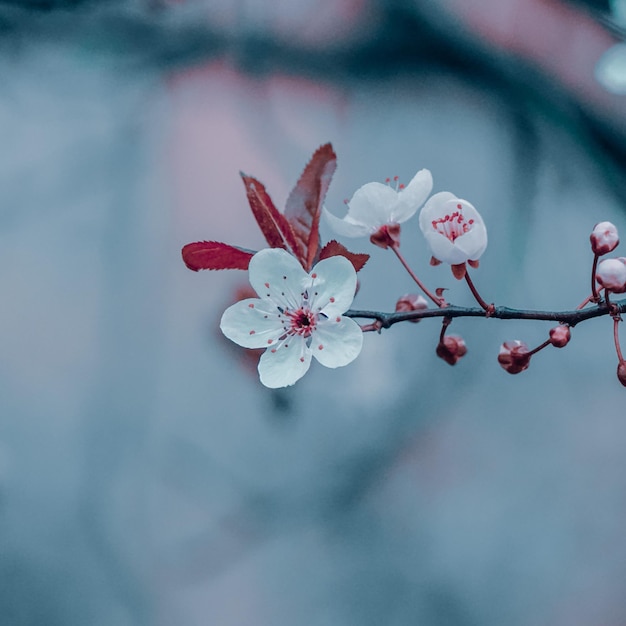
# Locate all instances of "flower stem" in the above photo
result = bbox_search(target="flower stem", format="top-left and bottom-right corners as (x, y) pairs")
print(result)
(527, 338), (552, 357)
(464, 270), (492, 313)
(390, 244), (443, 307)
(613, 316), (625, 363)
(591, 254), (600, 302)
(439, 317), (452, 342)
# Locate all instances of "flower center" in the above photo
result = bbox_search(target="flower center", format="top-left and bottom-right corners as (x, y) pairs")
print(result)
(286, 307), (318, 337)
(432, 204), (474, 242)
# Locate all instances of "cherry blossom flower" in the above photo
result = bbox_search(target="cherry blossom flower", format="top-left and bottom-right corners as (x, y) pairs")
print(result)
(419, 192), (488, 268)
(596, 257), (626, 293)
(323, 169), (433, 247)
(220, 248), (363, 388)
(590, 221), (619, 256)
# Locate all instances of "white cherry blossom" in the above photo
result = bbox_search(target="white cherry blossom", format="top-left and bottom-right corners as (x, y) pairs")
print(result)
(323, 169), (433, 239)
(220, 248), (363, 388)
(419, 192), (488, 265)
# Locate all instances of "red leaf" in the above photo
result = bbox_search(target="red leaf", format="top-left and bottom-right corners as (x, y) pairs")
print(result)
(285, 143), (337, 271)
(240, 173), (300, 254)
(318, 240), (369, 272)
(182, 241), (254, 271)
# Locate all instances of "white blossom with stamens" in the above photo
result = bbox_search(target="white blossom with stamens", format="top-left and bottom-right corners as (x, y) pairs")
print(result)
(419, 192), (488, 265)
(323, 169), (433, 238)
(220, 248), (363, 388)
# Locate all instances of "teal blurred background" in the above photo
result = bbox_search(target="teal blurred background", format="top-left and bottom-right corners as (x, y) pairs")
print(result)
(2, 1), (626, 624)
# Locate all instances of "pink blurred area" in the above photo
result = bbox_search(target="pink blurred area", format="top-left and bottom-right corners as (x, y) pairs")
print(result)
(168, 61), (348, 245)
(434, 0), (626, 128)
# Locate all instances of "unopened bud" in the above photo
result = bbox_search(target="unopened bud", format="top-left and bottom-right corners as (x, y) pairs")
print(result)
(369, 223), (401, 249)
(436, 335), (467, 366)
(590, 221), (619, 256)
(596, 257), (626, 293)
(549, 325), (571, 348)
(498, 340), (531, 374)
(395, 293), (428, 322)
(618, 362), (626, 387)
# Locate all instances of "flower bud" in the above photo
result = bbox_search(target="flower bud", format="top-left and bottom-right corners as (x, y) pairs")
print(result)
(436, 335), (467, 366)
(549, 325), (571, 348)
(498, 340), (531, 374)
(596, 257), (626, 293)
(617, 362), (626, 387)
(395, 293), (428, 322)
(590, 221), (619, 256)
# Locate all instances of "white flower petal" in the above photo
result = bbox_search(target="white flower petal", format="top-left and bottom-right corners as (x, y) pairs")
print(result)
(346, 182), (398, 228)
(418, 191), (457, 233)
(220, 298), (283, 349)
(423, 231), (467, 265)
(454, 225), (488, 261)
(258, 336), (312, 388)
(248, 248), (308, 309)
(308, 255), (357, 317)
(322, 206), (371, 238)
(392, 169), (433, 224)
(311, 316), (363, 368)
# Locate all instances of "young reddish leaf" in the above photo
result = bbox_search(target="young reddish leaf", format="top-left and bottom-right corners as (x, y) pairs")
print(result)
(319, 240), (369, 272)
(240, 173), (299, 254)
(285, 143), (337, 271)
(182, 241), (254, 271)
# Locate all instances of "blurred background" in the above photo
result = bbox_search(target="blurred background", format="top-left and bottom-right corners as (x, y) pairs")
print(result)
(2, 0), (626, 624)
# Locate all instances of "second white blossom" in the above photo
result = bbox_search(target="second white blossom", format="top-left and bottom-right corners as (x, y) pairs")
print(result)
(419, 192), (488, 267)
(323, 169), (433, 243)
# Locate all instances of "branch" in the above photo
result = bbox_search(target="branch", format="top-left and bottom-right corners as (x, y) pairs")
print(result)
(345, 298), (626, 329)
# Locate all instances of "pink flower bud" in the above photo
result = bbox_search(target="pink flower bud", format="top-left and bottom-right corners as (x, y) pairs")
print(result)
(549, 325), (571, 348)
(498, 340), (531, 374)
(596, 257), (626, 293)
(436, 335), (467, 366)
(618, 362), (626, 387)
(590, 221), (619, 255)
(395, 293), (428, 322)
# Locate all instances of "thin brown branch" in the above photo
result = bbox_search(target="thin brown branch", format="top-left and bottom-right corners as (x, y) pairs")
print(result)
(345, 298), (626, 329)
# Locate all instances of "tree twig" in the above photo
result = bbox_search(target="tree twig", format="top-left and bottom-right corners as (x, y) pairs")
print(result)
(345, 298), (626, 329)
